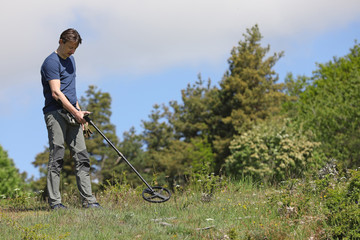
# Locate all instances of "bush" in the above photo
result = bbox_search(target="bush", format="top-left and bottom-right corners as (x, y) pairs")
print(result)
(0, 145), (24, 197)
(323, 169), (360, 239)
(225, 118), (324, 183)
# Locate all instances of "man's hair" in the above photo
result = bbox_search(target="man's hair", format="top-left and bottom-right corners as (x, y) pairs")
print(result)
(60, 28), (82, 44)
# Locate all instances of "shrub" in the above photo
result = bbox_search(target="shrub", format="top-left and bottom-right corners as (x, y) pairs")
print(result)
(225, 118), (324, 183)
(323, 169), (360, 239)
(0, 145), (24, 196)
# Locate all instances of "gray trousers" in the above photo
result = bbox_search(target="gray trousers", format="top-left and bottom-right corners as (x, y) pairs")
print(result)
(45, 110), (97, 207)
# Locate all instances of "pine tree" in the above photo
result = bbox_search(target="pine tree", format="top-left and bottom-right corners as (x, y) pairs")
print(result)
(169, 74), (215, 142)
(80, 85), (119, 184)
(103, 127), (146, 186)
(211, 24), (286, 170)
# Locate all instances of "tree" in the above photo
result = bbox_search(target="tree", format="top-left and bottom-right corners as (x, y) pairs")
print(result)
(139, 77), (221, 185)
(212, 24), (287, 170)
(80, 85), (119, 184)
(282, 73), (311, 118)
(102, 127), (146, 186)
(142, 104), (174, 152)
(167, 75), (218, 177)
(296, 43), (360, 168)
(138, 25), (287, 178)
(0, 144), (24, 196)
(140, 104), (175, 184)
(169, 75), (215, 142)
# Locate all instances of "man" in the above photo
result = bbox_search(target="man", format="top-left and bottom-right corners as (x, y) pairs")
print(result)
(41, 28), (100, 209)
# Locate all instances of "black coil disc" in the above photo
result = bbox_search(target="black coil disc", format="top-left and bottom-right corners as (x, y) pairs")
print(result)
(142, 186), (171, 203)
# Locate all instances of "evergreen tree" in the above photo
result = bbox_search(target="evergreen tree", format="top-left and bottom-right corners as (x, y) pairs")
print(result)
(169, 75), (215, 142)
(167, 75), (218, 176)
(0, 144), (24, 196)
(142, 104), (174, 152)
(103, 127), (146, 186)
(212, 24), (287, 170)
(141, 104), (174, 183)
(80, 85), (119, 184)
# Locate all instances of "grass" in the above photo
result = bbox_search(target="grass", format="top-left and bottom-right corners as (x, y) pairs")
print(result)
(0, 177), (331, 240)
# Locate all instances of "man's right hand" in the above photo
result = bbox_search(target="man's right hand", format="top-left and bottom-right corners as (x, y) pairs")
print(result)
(74, 110), (91, 125)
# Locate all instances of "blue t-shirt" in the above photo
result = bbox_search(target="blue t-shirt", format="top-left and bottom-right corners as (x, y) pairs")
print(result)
(41, 52), (78, 114)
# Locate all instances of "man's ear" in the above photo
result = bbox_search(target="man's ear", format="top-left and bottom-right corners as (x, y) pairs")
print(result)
(59, 39), (64, 45)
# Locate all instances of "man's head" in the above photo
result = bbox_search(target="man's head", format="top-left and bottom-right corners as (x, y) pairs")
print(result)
(59, 28), (82, 45)
(57, 28), (82, 59)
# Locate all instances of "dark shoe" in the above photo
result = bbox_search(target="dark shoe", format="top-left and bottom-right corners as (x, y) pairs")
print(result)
(84, 203), (102, 209)
(51, 203), (67, 210)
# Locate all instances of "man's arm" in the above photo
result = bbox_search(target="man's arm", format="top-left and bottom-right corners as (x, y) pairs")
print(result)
(49, 79), (89, 124)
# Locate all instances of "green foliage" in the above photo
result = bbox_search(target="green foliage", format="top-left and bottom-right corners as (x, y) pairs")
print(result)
(211, 24), (288, 170)
(190, 172), (226, 203)
(100, 176), (139, 206)
(142, 104), (174, 152)
(347, 169), (360, 203)
(225, 118), (324, 183)
(141, 104), (176, 184)
(296, 43), (360, 168)
(152, 25), (289, 179)
(169, 75), (215, 142)
(105, 127), (146, 186)
(321, 169), (360, 239)
(80, 85), (119, 183)
(186, 138), (215, 175)
(282, 73), (311, 117)
(0, 145), (24, 196)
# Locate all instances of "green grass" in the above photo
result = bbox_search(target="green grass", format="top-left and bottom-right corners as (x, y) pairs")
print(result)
(0, 178), (330, 240)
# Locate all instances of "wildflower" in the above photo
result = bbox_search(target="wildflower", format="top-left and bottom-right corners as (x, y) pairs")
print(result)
(14, 188), (20, 191)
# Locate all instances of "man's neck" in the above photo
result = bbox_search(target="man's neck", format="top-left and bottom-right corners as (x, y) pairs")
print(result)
(55, 49), (67, 60)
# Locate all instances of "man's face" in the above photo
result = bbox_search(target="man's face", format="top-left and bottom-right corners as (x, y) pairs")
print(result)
(58, 40), (79, 59)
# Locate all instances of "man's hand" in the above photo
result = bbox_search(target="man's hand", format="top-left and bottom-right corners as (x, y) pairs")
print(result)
(74, 110), (91, 125)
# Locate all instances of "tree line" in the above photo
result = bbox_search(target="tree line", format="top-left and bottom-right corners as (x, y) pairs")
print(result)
(1, 24), (360, 196)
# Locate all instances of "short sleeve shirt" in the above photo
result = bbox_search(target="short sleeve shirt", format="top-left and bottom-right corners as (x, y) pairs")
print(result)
(41, 52), (78, 114)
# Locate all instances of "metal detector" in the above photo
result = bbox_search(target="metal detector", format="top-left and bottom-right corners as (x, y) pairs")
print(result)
(84, 114), (171, 203)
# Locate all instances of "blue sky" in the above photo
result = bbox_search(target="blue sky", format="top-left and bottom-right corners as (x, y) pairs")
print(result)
(1, 0), (360, 180)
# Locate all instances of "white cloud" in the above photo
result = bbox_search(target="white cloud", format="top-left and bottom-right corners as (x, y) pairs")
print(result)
(0, 0), (359, 93)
